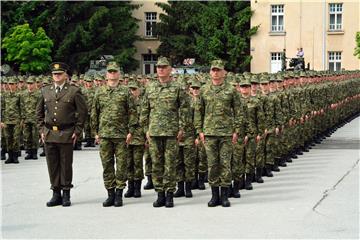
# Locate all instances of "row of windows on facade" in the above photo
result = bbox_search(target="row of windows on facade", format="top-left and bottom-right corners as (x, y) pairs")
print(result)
(271, 3), (343, 32)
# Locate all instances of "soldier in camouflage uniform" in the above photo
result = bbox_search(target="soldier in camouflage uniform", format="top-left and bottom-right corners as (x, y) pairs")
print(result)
(1, 77), (9, 160)
(2, 76), (22, 164)
(124, 81), (145, 198)
(140, 57), (187, 208)
(91, 62), (137, 207)
(83, 75), (96, 148)
(194, 60), (240, 207)
(21, 76), (41, 160)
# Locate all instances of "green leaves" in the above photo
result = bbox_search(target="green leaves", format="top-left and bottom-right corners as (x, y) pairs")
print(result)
(2, 23), (53, 74)
(354, 32), (360, 59)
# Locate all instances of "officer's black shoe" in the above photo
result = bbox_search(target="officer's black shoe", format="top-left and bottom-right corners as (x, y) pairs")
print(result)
(124, 180), (134, 198)
(264, 164), (274, 177)
(153, 192), (166, 208)
(174, 181), (185, 198)
(62, 190), (71, 207)
(221, 187), (231, 207)
(198, 173), (206, 190)
(143, 175), (154, 190)
(208, 187), (220, 207)
(239, 175), (245, 190)
(133, 180), (142, 198)
(5, 151), (13, 164)
(244, 173), (253, 190)
(255, 168), (264, 183)
(25, 150), (32, 160)
(40, 146), (46, 157)
(185, 181), (193, 198)
(232, 180), (241, 198)
(165, 192), (174, 208)
(103, 188), (115, 207)
(1, 149), (6, 160)
(73, 143), (82, 150)
(32, 149), (38, 160)
(114, 189), (123, 207)
(47, 190), (62, 207)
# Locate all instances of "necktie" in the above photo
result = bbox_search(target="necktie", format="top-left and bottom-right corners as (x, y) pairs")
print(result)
(55, 86), (61, 96)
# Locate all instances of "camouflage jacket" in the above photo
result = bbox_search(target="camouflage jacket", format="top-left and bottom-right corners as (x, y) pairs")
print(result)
(3, 91), (22, 124)
(140, 80), (187, 137)
(21, 90), (41, 123)
(129, 94), (145, 145)
(246, 95), (265, 137)
(194, 81), (240, 136)
(91, 85), (137, 139)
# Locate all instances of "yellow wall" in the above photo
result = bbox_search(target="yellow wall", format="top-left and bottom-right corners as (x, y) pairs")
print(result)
(250, 0), (360, 73)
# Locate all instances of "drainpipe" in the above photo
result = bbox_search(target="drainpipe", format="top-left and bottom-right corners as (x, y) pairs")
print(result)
(322, 0), (326, 70)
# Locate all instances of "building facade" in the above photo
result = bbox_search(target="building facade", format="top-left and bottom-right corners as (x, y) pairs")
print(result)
(250, 0), (360, 73)
(132, 0), (166, 74)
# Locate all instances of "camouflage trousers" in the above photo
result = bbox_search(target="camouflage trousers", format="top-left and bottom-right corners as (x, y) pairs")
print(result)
(4, 124), (20, 152)
(176, 144), (196, 182)
(127, 145), (144, 181)
(245, 137), (256, 173)
(255, 136), (266, 167)
(265, 133), (276, 165)
(144, 147), (152, 176)
(232, 141), (245, 181)
(84, 115), (94, 139)
(99, 138), (128, 190)
(195, 143), (207, 174)
(23, 123), (39, 150)
(149, 136), (178, 193)
(204, 136), (232, 187)
(1, 128), (7, 152)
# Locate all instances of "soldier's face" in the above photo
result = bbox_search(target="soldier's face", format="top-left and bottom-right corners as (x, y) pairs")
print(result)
(106, 70), (120, 81)
(210, 68), (226, 81)
(8, 83), (17, 92)
(52, 72), (67, 84)
(240, 86), (251, 95)
(156, 65), (172, 78)
(27, 83), (36, 91)
(130, 88), (140, 97)
(190, 87), (200, 96)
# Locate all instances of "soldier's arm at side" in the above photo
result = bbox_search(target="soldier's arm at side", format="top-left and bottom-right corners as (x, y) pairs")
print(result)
(139, 89), (150, 135)
(73, 88), (88, 136)
(36, 91), (45, 135)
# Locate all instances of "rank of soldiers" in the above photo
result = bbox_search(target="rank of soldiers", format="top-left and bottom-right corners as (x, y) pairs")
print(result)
(1, 58), (359, 208)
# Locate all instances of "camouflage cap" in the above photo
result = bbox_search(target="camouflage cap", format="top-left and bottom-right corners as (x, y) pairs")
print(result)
(84, 75), (93, 82)
(156, 56), (171, 66)
(7, 76), (18, 84)
(250, 75), (259, 84)
(1, 76), (7, 83)
(275, 74), (284, 82)
(259, 75), (269, 84)
(50, 62), (69, 73)
(106, 61), (120, 72)
(71, 75), (79, 81)
(128, 81), (139, 89)
(269, 74), (277, 82)
(43, 76), (52, 84)
(190, 80), (201, 88)
(210, 59), (225, 70)
(79, 74), (85, 79)
(26, 76), (36, 84)
(239, 77), (251, 86)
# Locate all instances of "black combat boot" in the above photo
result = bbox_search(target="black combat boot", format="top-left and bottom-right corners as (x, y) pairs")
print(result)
(221, 187), (231, 207)
(17, 151), (21, 157)
(114, 189), (123, 207)
(25, 149), (32, 160)
(272, 159), (280, 172)
(244, 173), (254, 190)
(5, 151), (13, 164)
(153, 192), (166, 208)
(32, 149), (38, 160)
(255, 167), (264, 183)
(208, 187), (220, 207)
(165, 192), (174, 208)
(62, 189), (71, 207)
(174, 181), (185, 198)
(185, 181), (193, 198)
(40, 146), (46, 157)
(1, 149), (6, 160)
(232, 180), (241, 198)
(239, 175), (245, 190)
(278, 156), (287, 167)
(133, 180), (142, 198)
(191, 172), (199, 189)
(290, 151), (298, 159)
(143, 175), (154, 190)
(47, 189), (62, 207)
(228, 183), (233, 198)
(198, 173), (206, 190)
(295, 148), (303, 155)
(264, 164), (274, 177)
(124, 180), (134, 198)
(103, 188), (115, 207)
(12, 152), (19, 164)
(84, 139), (92, 147)
(204, 171), (208, 183)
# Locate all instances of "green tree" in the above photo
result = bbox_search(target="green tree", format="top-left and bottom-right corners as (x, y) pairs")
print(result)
(156, 1), (259, 72)
(354, 31), (360, 59)
(2, 23), (53, 74)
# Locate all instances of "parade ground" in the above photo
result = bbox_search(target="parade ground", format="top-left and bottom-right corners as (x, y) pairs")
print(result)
(1, 118), (359, 239)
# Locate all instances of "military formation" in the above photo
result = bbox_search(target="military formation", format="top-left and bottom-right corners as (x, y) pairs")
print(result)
(1, 58), (359, 208)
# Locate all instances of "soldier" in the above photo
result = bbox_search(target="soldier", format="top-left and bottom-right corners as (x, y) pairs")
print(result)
(36, 62), (87, 207)
(82, 75), (96, 148)
(194, 60), (240, 207)
(91, 62), (137, 207)
(21, 76), (41, 160)
(1, 76), (9, 160)
(140, 57), (187, 208)
(2, 76), (22, 164)
(124, 81), (145, 198)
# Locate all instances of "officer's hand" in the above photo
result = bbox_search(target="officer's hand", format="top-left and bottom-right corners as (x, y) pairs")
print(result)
(177, 130), (184, 143)
(41, 133), (45, 143)
(95, 135), (100, 144)
(199, 133), (205, 144)
(232, 133), (238, 144)
(126, 133), (132, 145)
(72, 133), (77, 146)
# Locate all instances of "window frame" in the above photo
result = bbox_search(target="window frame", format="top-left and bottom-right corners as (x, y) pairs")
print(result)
(329, 3), (343, 31)
(328, 51), (342, 71)
(270, 4), (285, 32)
(144, 12), (157, 37)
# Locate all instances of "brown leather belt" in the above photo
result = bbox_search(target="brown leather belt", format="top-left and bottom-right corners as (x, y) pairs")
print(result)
(45, 123), (74, 131)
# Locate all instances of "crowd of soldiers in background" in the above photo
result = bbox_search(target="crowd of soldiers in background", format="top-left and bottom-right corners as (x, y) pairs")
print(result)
(1, 68), (360, 199)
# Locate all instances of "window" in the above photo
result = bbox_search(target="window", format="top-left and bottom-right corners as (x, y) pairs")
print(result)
(328, 52), (341, 71)
(143, 54), (158, 74)
(145, 12), (157, 37)
(270, 52), (282, 73)
(271, 5), (284, 32)
(329, 3), (342, 31)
